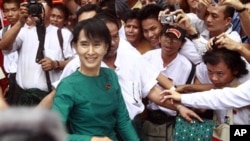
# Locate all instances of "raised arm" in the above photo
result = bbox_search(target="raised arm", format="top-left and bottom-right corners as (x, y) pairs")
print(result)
(220, 0), (250, 37)
(0, 2), (28, 50)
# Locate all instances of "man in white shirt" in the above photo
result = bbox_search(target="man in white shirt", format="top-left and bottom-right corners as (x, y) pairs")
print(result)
(0, 0), (74, 106)
(139, 4), (202, 64)
(162, 48), (250, 125)
(173, 4), (241, 55)
(0, 0), (20, 104)
(160, 79), (250, 123)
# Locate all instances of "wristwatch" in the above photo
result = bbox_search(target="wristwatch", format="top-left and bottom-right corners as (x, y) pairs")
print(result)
(54, 61), (60, 69)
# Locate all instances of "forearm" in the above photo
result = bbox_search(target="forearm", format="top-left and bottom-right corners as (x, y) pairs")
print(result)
(236, 43), (250, 63)
(0, 21), (23, 50)
(156, 73), (174, 89)
(147, 86), (177, 111)
(37, 90), (56, 109)
(239, 10), (250, 37)
(57, 58), (73, 70)
(178, 84), (215, 92)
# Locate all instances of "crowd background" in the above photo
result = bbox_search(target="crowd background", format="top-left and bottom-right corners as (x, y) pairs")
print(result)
(0, 0), (250, 141)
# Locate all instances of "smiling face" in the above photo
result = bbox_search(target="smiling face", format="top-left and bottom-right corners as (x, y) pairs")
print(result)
(142, 18), (162, 47)
(73, 30), (108, 74)
(206, 61), (235, 88)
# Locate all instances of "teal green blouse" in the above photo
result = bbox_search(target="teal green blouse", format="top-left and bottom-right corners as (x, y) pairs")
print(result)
(52, 67), (139, 141)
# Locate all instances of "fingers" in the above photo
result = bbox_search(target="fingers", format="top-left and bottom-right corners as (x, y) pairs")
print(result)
(160, 95), (173, 103)
(188, 112), (204, 123)
(158, 9), (170, 21)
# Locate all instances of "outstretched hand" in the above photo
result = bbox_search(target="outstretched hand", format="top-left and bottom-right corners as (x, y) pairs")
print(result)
(160, 90), (182, 103)
(178, 105), (203, 123)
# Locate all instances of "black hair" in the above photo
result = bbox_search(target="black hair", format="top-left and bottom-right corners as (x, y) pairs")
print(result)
(52, 3), (70, 21)
(71, 18), (111, 53)
(123, 8), (140, 23)
(138, 4), (163, 21)
(1, 0), (21, 9)
(76, 4), (101, 20)
(223, 6), (235, 19)
(99, 0), (115, 10)
(44, 0), (53, 8)
(94, 10), (120, 30)
(203, 48), (248, 78)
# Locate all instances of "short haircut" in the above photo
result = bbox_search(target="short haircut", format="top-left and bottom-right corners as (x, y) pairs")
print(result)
(203, 48), (248, 78)
(139, 4), (163, 21)
(76, 4), (101, 20)
(94, 10), (120, 30)
(43, 0), (53, 8)
(71, 18), (111, 53)
(53, 3), (70, 21)
(1, 0), (21, 9)
(123, 8), (140, 23)
(223, 6), (235, 19)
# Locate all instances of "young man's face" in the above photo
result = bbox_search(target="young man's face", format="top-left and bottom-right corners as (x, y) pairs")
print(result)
(141, 18), (162, 47)
(50, 7), (66, 28)
(204, 5), (231, 36)
(160, 33), (183, 56)
(125, 18), (142, 45)
(104, 22), (120, 59)
(206, 61), (235, 88)
(3, 2), (20, 25)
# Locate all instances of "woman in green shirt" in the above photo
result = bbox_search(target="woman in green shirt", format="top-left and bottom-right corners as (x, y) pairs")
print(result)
(52, 18), (139, 141)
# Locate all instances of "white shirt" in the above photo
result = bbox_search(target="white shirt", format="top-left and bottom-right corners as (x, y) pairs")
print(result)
(179, 38), (203, 65)
(187, 13), (242, 55)
(53, 40), (159, 120)
(181, 80), (250, 124)
(192, 62), (250, 124)
(10, 25), (74, 91)
(0, 25), (18, 74)
(153, 38), (202, 65)
(143, 49), (193, 116)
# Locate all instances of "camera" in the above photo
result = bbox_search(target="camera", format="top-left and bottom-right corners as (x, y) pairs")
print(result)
(160, 14), (177, 24)
(160, 3), (180, 24)
(27, 0), (43, 17)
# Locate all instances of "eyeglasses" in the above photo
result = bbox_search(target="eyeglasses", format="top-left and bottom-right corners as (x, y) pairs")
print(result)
(162, 34), (181, 43)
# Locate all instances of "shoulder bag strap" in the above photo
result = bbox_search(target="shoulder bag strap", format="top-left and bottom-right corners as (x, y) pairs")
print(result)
(57, 28), (65, 59)
(185, 62), (196, 84)
(36, 24), (52, 92)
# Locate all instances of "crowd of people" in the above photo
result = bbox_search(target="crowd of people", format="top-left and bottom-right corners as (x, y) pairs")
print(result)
(0, 0), (250, 141)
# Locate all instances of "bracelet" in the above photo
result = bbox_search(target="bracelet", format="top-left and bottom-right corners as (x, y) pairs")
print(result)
(236, 7), (247, 13)
(54, 61), (60, 69)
